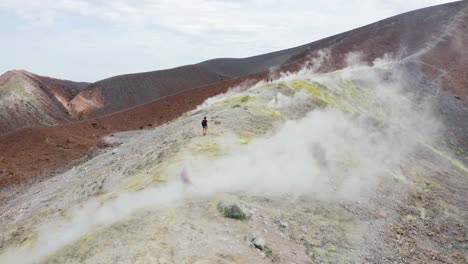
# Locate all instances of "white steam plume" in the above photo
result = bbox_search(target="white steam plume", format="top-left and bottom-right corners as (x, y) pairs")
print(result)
(0, 54), (443, 263)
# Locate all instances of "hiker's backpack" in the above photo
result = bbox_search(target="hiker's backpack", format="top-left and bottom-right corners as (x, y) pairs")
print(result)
(202, 120), (207, 126)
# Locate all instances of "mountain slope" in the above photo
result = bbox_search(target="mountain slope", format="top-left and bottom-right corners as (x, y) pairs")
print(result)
(80, 65), (229, 117)
(0, 70), (89, 134)
(198, 43), (312, 77)
(0, 1), (466, 188)
(198, 1), (467, 80)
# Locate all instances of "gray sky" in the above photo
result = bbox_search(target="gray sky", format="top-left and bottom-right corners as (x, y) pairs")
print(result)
(0, 0), (457, 82)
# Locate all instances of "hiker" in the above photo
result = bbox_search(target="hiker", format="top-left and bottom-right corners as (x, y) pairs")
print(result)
(180, 167), (191, 185)
(201, 117), (208, 136)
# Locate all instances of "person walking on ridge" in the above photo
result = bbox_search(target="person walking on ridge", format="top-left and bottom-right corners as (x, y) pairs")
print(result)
(202, 117), (208, 136)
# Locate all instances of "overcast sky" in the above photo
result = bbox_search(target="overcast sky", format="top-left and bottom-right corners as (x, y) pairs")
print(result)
(0, 0), (457, 82)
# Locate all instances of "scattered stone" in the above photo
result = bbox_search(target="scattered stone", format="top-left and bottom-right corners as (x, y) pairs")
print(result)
(252, 237), (266, 250)
(232, 104), (241, 108)
(280, 221), (289, 229)
(246, 232), (257, 243)
(264, 245), (277, 261)
(214, 121), (221, 125)
(303, 238), (322, 248)
(249, 236), (276, 261)
(217, 201), (249, 220)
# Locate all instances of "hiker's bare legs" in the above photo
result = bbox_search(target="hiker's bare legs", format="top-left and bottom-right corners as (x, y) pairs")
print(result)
(203, 127), (207, 136)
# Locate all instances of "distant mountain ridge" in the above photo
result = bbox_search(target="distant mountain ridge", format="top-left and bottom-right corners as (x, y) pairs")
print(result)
(0, 0), (466, 135)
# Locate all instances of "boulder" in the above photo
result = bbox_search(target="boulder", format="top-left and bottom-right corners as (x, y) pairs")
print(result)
(217, 201), (249, 220)
(252, 237), (266, 250)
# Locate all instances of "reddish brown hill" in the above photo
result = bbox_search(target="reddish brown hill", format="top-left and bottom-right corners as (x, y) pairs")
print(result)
(34, 73), (90, 100)
(199, 1), (466, 82)
(80, 65), (229, 118)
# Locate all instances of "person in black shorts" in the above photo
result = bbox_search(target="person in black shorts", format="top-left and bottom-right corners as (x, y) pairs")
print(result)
(201, 117), (208, 136)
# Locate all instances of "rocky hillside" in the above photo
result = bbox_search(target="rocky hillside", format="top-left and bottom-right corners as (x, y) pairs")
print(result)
(1, 59), (467, 263)
(0, 70), (88, 135)
(0, 2), (467, 263)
